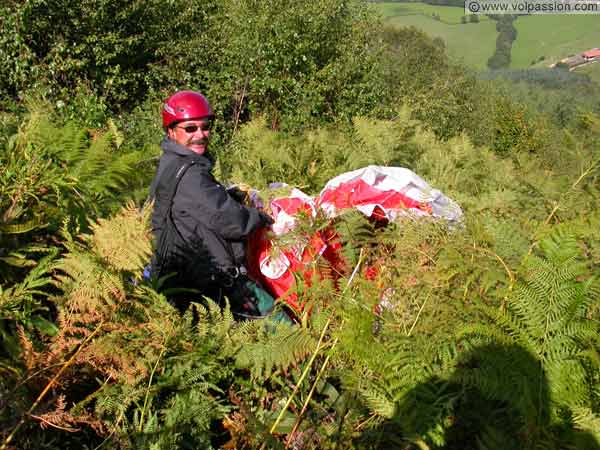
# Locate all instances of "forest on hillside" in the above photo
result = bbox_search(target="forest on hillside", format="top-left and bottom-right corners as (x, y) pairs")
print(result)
(1, 1), (599, 449)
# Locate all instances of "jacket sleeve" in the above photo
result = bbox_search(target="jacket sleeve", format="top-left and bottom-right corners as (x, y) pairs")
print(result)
(173, 165), (270, 240)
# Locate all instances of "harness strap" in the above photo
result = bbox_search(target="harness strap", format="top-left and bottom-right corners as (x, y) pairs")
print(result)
(156, 157), (246, 281)
(152, 158), (199, 278)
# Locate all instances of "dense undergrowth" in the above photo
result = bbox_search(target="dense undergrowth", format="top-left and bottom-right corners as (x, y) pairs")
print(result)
(1, 103), (599, 449)
(1, 0), (600, 449)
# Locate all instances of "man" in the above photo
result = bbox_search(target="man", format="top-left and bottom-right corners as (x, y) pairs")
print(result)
(149, 90), (274, 317)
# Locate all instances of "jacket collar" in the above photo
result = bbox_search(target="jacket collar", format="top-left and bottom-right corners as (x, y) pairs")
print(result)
(160, 137), (215, 168)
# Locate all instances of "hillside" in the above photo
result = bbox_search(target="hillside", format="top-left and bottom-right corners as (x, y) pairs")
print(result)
(512, 15), (600, 68)
(377, 2), (497, 69)
(377, 2), (600, 74)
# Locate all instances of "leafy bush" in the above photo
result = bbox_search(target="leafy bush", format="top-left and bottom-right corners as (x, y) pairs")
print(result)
(1, 204), (231, 449)
(0, 0), (391, 133)
(0, 0), (207, 109)
(223, 110), (419, 191)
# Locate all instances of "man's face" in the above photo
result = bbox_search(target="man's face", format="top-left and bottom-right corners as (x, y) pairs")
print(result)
(167, 119), (212, 154)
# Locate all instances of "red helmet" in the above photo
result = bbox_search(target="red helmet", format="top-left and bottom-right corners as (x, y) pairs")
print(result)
(162, 90), (214, 128)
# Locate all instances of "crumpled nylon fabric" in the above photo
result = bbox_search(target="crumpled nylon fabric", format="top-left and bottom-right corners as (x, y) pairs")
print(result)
(246, 166), (463, 312)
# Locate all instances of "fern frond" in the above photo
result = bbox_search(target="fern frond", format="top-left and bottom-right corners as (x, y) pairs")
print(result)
(193, 298), (236, 346)
(88, 201), (152, 273)
(235, 321), (317, 379)
(0, 219), (46, 234)
(571, 406), (600, 441)
(456, 228), (599, 445)
(360, 388), (396, 419)
(0, 248), (57, 321)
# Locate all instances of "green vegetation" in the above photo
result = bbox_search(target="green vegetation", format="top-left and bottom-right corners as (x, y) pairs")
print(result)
(0, 0), (386, 130)
(487, 16), (518, 70)
(382, 14), (497, 68)
(375, 2), (498, 69)
(478, 68), (600, 127)
(574, 61), (600, 86)
(1, 0), (600, 449)
(578, 62), (600, 85)
(377, 1), (476, 23)
(512, 15), (600, 68)
(377, 3), (600, 74)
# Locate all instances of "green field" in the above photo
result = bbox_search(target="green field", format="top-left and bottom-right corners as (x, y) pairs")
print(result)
(512, 15), (600, 68)
(375, 2), (498, 69)
(576, 60), (600, 85)
(377, 1), (476, 23)
(377, 3), (600, 72)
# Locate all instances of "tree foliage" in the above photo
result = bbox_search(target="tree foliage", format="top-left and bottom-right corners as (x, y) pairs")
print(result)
(487, 16), (518, 70)
(0, 0), (389, 131)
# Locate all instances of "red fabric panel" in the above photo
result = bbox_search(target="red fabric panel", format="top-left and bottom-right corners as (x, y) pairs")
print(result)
(318, 179), (431, 213)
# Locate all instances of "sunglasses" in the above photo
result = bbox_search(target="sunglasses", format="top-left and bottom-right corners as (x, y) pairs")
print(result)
(175, 123), (212, 134)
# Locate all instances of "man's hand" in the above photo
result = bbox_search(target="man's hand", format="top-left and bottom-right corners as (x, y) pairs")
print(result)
(259, 211), (274, 226)
(227, 186), (249, 204)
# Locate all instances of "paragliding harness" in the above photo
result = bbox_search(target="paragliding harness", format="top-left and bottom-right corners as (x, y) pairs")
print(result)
(151, 157), (275, 319)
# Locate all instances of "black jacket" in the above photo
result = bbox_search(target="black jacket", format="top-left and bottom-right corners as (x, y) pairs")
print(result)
(149, 138), (270, 288)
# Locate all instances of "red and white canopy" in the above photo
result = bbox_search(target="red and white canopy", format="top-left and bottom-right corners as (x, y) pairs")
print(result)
(317, 165), (462, 223)
(247, 166), (462, 310)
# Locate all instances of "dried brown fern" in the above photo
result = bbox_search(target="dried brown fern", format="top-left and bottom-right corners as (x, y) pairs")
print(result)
(4, 202), (177, 444)
(89, 201), (153, 273)
(15, 325), (36, 372)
